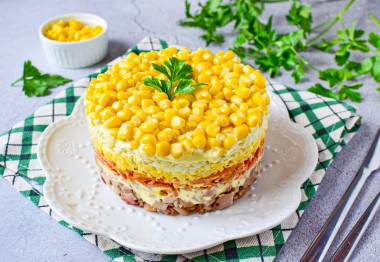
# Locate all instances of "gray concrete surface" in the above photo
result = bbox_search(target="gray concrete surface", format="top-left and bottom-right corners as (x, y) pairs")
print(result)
(0, 0), (379, 261)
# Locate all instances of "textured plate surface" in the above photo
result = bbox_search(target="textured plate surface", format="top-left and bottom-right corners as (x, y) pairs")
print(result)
(38, 88), (318, 254)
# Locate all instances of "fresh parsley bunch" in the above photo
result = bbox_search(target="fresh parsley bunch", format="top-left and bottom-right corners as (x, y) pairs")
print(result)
(180, 0), (380, 102)
(143, 57), (205, 101)
(12, 60), (71, 97)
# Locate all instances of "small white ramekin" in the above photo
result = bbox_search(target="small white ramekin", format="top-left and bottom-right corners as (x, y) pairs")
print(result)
(39, 13), (108, 68)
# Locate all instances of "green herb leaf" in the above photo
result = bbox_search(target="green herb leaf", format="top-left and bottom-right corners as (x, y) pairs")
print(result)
(152, 63), (170, 79)
(286, 1), (312, 34)
(143, 77), (164, 92)
(312, 39), (336, 51)
(175, 79), (195, 94)
(370, 55), (380, 82)
(179, 0), (234, 46)
(143, 56), (206, 100)
(368, 32), (380, 52)
(291, 60), (305, 84)
(308, 84), (339, 100)
(319, 68), (352, 87)
(179, 0), (379, 102)
(335, 43), (350, 65)
(337, 84), (363, 102)
(11, 60), (71, 97)
(24, 60), (41, 78)
(345, 61), (362, 73)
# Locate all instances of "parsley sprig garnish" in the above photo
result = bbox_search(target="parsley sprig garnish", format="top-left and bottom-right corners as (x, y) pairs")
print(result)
(143, 57), (205, 101)
(180, 0), (380, 102)
(11, 60), (72, 97)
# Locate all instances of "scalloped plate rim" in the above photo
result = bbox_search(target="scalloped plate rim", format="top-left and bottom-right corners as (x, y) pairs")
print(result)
(38, 84), (318, 255)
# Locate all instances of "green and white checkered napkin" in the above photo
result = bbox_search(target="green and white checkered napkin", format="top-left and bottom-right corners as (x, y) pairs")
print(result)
(0, 37), (361, 262)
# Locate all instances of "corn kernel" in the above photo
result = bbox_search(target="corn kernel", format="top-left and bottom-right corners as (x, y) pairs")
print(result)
(225, 78), (239, 87)
(99, 93), (115, 107)
(224, 50), (235, 60)
(216, 115), (230, 127)
(205, 123), (220, 137)
(222, 87), (233, 100)
(230, 112), (245, 126)
(207, 137), (220, 148)
(209, 83), (223, 95)
(192, 101), (208, 110)
(192, 135), (206, 148)
(133, 128), (145, 140)
(44, 19), (102, 42)
(128, 105), (140, 113)
(158, 99), (172, 110)
(195, 62), (212, 72)
(146, 105), (161, 115)
(88, 112), (99, 125)
(117, 91), (131, 101)
(208, 147), (224, 158)
(104, 116), (122, 128)
(153, 111), (165, 121)
(157, 128), (175, 142)
(128, 95), (141, 106)
(223, 135), (237, 149)
(130, 115), (142, 127)
(243, 65), (254, 74)
(216, 133), (226, 143)
(164, 108), (178, 122)
(135, 110), (147, 122)
(156, 141), (171, 157)
(212, 64), (223, 76)
(140, 90), (152, 99)
(141, 99), (153, 110)
(210, 108), (222, 116)
(141, 134), (157, 146)
(247, 113), (261, 127)
(209, 99), (225, 109)
(251, 93), (265, 106)
(171, 116), (185, 129)
(262, 93), (270, 105)
(100, 108), (115, 121)
(171, 100), (180, 109)
(186, 120), (197, 128)
(95, 105), (104, 114)
(218, 103), (231, 115)
(111, 101), (124, 111)
(239, 103), (249, 113)
(236, 87), (251, 99)
(230, 103), (239, 113)
(191, 107), (204, 123)
(140, 119), (159, 133)
(159, 121), (171, 130)
(171, 143), (183, 159)
(234, 124), (249, 140)
(231, 95), (243, 104)
(153, 92), (167, 102)
(178, 98), (190, 108)
(142, 144), (156, 156)
(86, 102), (96, 113)
(182, 139), (194, 153)
(118, 122), (134, 141)
(179, 107), (191, 119)
(85, 48), (269, 158)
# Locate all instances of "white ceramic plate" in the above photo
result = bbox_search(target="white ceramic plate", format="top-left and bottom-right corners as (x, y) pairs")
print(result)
(38, 90), (318, 254)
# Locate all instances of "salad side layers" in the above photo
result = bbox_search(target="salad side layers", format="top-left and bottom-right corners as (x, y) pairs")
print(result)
(84, 47), (270, 215)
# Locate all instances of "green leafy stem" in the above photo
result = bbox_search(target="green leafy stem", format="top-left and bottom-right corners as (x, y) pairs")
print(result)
(143, 57), (206, 101)
(11, 60), (71, 97)
(179, 0), (380, 102)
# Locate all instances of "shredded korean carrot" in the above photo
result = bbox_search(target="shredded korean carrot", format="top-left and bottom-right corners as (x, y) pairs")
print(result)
(94, 139), (265, 197)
